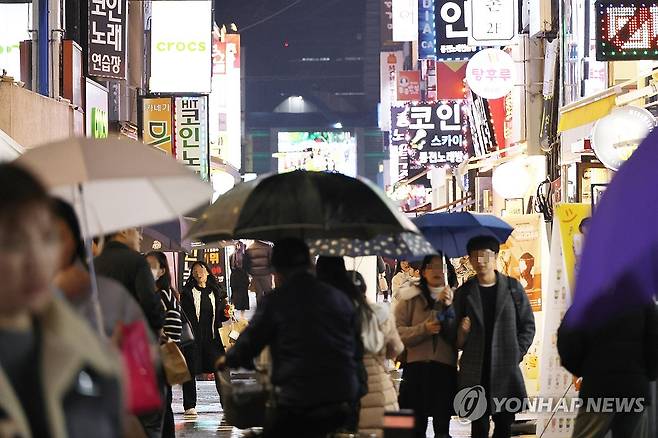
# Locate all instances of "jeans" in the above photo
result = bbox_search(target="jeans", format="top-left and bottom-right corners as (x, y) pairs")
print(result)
(182, 372), (223, 411)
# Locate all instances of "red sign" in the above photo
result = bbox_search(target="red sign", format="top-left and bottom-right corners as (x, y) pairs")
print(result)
(397, 70), (421, 101)
(596, 0), (658, 60)
(437, 61), (467, 100)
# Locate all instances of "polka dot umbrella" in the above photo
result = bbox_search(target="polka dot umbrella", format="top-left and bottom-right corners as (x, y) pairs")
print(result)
(306, 232), (436, 259)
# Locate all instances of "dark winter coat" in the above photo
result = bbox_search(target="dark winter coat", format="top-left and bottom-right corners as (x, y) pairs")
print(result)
(230, 268), (250, 311)
(448, 272), (535, 409)
(180, 281), (229, 374)
(558, 302), (658, 401)
(246, 241), (273, 277)
(226, 271), (361, 407)
(94, 241), (164, 334)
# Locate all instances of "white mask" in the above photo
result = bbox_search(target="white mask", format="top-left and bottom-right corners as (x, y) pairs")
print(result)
(151, 268), (161, 281)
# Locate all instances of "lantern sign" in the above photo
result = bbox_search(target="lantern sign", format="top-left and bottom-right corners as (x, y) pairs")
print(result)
(465, 48), (515, 99)
(435, 0), (478, 60)
(468, 0), (517, 46)
(591, 106), (656, 171)
(595, 0), (658, 60)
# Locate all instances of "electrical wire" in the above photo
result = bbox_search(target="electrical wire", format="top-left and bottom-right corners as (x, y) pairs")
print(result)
(534, 177), (554, 223)
(239, 0), (303, 32)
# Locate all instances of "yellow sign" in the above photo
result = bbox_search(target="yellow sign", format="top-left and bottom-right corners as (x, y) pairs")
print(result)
(143, 97), (173, 155)
(555, 203), (591, 288)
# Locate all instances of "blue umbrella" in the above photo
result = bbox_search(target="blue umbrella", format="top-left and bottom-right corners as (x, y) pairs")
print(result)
(413, 212), (514, 258)
(565, 128), (658, 328)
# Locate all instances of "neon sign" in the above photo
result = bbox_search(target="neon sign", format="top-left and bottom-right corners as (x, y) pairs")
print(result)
(596, 0), (658, 60)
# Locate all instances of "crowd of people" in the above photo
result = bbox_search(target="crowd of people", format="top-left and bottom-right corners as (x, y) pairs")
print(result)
(1, 161), (656, 438)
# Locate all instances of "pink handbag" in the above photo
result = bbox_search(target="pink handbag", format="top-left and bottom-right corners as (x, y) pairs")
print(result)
(120, 321), (162, 415)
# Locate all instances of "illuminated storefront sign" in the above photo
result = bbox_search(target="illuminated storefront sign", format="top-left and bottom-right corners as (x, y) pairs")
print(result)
(150, 0), (212, 93)
(175, 96), (209, 180)
(392, 0), (419, 42)
(143, 97), (173, 155)
(276, 132), (357, 177)
(418, 0), (437, 59)
(596, 0), (658, 60)
(468, 0), (516, 46)
(91, 108), (108, 138)
(465, 48), (516, 99)
(435, 0), (478, 60)
(87, 0), (127, 79)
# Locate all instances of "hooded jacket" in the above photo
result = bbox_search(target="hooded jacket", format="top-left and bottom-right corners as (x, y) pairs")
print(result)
(394, 283), (457, 367)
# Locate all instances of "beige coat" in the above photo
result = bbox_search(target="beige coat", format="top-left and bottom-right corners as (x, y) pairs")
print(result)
(359, 302), (404, 438)
(0, 297), (123, 438)
(394, 284), (457, 367)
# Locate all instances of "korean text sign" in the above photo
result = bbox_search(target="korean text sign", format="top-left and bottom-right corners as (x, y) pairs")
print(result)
(468, 0), (516, 46)
(143, 97), (173, 155)
(87, 0), (127, 79)
(175, 97), (209, 181)
(435, 0), (478, 60)
(150, 0), (212, 93)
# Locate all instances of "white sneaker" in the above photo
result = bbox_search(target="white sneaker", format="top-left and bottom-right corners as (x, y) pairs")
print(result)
(183, 408), (198, 418)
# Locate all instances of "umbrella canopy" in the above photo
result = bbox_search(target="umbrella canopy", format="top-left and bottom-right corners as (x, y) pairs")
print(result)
(187, 170), (420, 242)
(307, 232), (436, 259)
(16, 137), (213, 236)
(413, 212), (514, 258)
(565, 128), (658, 328)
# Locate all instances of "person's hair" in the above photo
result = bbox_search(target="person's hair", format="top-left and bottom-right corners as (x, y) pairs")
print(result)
(579, 217), (591, 233)
(466, 235), (501, 255)
(348, 270), (367, 295)
(394, 259), (408, 275)
(408, 260), (422, 272)
(147, 251), (175, 294)
(0, 163), (51, 228)
(184, 260), (219, 290)
(316, 256), (371, 317)
(271, 238), (311, 276)
(418, 253), (458, 309)
(51, 198), (86, 267)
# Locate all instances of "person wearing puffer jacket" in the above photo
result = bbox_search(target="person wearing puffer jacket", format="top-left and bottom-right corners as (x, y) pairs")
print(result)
(394, 254), (458, 438)
(350, 271), (405, 438)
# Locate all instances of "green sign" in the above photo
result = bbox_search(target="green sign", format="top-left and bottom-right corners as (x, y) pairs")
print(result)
(91, 108), (108, 139)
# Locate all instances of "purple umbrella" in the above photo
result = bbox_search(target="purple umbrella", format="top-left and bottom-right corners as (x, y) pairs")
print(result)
(565, 128), (658, 328)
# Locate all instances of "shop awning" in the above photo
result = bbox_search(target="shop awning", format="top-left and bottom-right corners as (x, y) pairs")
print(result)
(0, 128), (24, 162)
(558, 93), (618, 133)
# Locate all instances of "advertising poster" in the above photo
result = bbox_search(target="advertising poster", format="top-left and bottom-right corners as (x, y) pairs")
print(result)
(435, 0), (478, 60)
(555, 203), (591, 289)
(498, 214), (543, 312)
(276, 132), (357, 177)
(88, 0), (127, 79)
(174, 96), (209, 181)
(150, 0), (212, 93)
(143, 97), (173, 155)
(397, 70), (422, 101)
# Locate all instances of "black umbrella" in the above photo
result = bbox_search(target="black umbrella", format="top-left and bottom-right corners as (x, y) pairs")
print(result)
(186, 170), (421, 242)
(306, 232), (436, 259)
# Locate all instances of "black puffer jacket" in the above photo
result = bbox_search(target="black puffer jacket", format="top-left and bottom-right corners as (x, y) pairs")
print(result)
(246, 241), (273, 276)
(226, 271), (361, 407)
(558, 302), (658, 400)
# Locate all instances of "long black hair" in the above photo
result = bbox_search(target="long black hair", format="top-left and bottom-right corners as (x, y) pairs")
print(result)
(394, 259), (408, 276)
(418, 253), (458, 309)
(52, 198), (87, 267)
(316, 256), (372, 317)
(147, 251), (174, 293)
(184, 260), (220, 290)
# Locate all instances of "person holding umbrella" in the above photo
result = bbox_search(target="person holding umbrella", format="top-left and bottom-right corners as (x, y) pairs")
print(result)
(394, 254), (458, 438)
(449, 235), (535, 438)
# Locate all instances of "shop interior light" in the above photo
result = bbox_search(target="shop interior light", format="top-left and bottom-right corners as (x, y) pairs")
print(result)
(492, 156), (531, 199)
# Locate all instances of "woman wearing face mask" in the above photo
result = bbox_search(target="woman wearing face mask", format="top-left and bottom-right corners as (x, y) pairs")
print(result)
(394, 254), (459, 438)
(146, 251), (182, 437)
(180, 261), (229, 418)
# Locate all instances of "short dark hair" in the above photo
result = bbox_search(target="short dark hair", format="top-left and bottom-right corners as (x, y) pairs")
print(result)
(0, 163), (51, 227)
(467, 235), (501, 255)
(52, 198), (86, 266)
(271, 238), (311, 275)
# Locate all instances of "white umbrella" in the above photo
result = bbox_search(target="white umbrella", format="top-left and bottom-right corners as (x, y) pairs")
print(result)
(16, 137), (213, 236)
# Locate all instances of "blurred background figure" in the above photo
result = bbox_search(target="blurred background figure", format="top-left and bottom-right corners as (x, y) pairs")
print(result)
(245, 240), (274, 303)
(0, 163), (122, 437)
(230, 248), (251, 320)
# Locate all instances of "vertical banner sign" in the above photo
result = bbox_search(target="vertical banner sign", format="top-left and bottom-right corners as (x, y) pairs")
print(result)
(435, 0), (478, 60)
(418, 0), (437, 59)
(390, 106), (411, 182)
(87, 0), (127, 79)
(380, 51), (404, 131)
(421, 59), (438, 101)
(143, 97), (173, 155)
(468, 0), (517, 46)
(397, 70), (422, 101)
(407, 101), (467, 182)
(381, 0), (395, 45)
(175, 96), (209, 181)
(392, 0), (419, 42)
(466, 89), (497, 157)
(556, 203), (591, 289)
